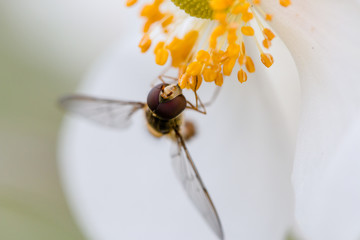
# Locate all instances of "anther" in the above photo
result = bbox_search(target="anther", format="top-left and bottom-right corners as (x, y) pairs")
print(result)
(215, 73), (224, 86)
(241, 26), (255, 36)
(139, 34), (152, 52)
(126, 0), (137, 7)
(155, 48), (169, 65)
(237, 69), (247, 83)
(186, 61), (203, 76)
(280, 0), (291, 7)
(263, 28), (275, 41)
(260, 53), (274, 68)
(245, 56), (255, 73)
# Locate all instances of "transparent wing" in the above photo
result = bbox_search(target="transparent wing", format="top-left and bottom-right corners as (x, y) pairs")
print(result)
(59, 95), (145, 128)
(171, 128), (224, 240)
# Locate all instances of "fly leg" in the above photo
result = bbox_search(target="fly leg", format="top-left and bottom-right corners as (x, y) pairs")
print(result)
(186, 92), (207, 115)
(160, 75), (178, 83)
(186, 84), (222, 114)
(204, 86), (221, 107)
(185, 76), (207, 114)
(151, 66), (179, 86)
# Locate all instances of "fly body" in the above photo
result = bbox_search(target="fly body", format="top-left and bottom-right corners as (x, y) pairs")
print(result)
(59, 81), (224, 240)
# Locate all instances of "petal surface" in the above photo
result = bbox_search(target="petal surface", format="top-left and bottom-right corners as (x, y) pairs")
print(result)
(261, 1), (360, 239)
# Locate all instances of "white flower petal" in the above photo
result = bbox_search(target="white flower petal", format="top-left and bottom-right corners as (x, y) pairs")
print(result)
(58, 12), (300, 240)
(262, 1), (360, 239)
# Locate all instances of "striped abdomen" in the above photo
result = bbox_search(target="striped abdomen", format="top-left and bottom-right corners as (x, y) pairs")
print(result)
(145, 108), (182, 136)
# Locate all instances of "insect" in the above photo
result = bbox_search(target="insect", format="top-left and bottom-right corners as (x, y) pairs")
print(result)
(59, 81), (224, 239)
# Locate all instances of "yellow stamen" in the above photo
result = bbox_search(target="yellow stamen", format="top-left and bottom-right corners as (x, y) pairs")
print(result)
(203, 68), (218, 82)
(167, 31), (199, 67)
(260, 53), (274, 68)
(128, 0), (291, 90)
(262, 38), (271, 49)
(211, 50), (226, 64)
(126, 0), (137, 7)
(245, 56), (255, 73)
(212, 25), (227, 37)
(161, 15), (174, 28)
(226, 43), (240, 57)
(280, 0), (291, 7)
(186, 61), (203, 76)
(227, 25), (238, 44)
(155, 48), (169, 65)
(238, 54), (246, 65)
(223, 58), (236, 76)
(231, 2), (250, 15)
(154, 41), (165, 54)
(139, 34), (151, 53)
(241, 11), (253, 22)
(265, 14), (273, 21)
(196, 50), (211, 63)
(213, 12), (227, 23)
(189, 75), (203, 90)
(263, 28), (275, 41)
(210, 0), (233, 11)
(215, 73), (223, 86)
(178, 73), (190, 89)
(241, 26), (255, 36)
(237, 69), (247, 83)
(241, 42), (246, 55)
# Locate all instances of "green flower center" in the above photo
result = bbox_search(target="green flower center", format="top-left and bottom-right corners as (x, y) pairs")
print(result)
(171, 0), (213, 19)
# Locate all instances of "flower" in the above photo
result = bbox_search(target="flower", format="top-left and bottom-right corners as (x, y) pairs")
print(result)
(127, 0), (291, 90)
(58, 0), (360, 240)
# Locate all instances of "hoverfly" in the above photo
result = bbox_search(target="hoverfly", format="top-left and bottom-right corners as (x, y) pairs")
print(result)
(59, 78), (224, 239)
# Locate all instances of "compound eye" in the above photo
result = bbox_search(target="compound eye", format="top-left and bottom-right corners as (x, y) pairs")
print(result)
(147, 83), (165, 111)
(147, 83), (186, 120)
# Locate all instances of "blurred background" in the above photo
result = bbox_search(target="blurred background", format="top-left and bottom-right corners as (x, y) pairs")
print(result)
(0, 1), (131, 239)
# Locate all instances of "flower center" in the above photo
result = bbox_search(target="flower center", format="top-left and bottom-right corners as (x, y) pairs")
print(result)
(170, 0), (213, 19)
(127, 0), (291, 91)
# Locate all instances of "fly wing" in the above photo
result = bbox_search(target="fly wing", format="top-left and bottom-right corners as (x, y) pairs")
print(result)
(59, 95), (145, 128)
(171, 128), (224, 240)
